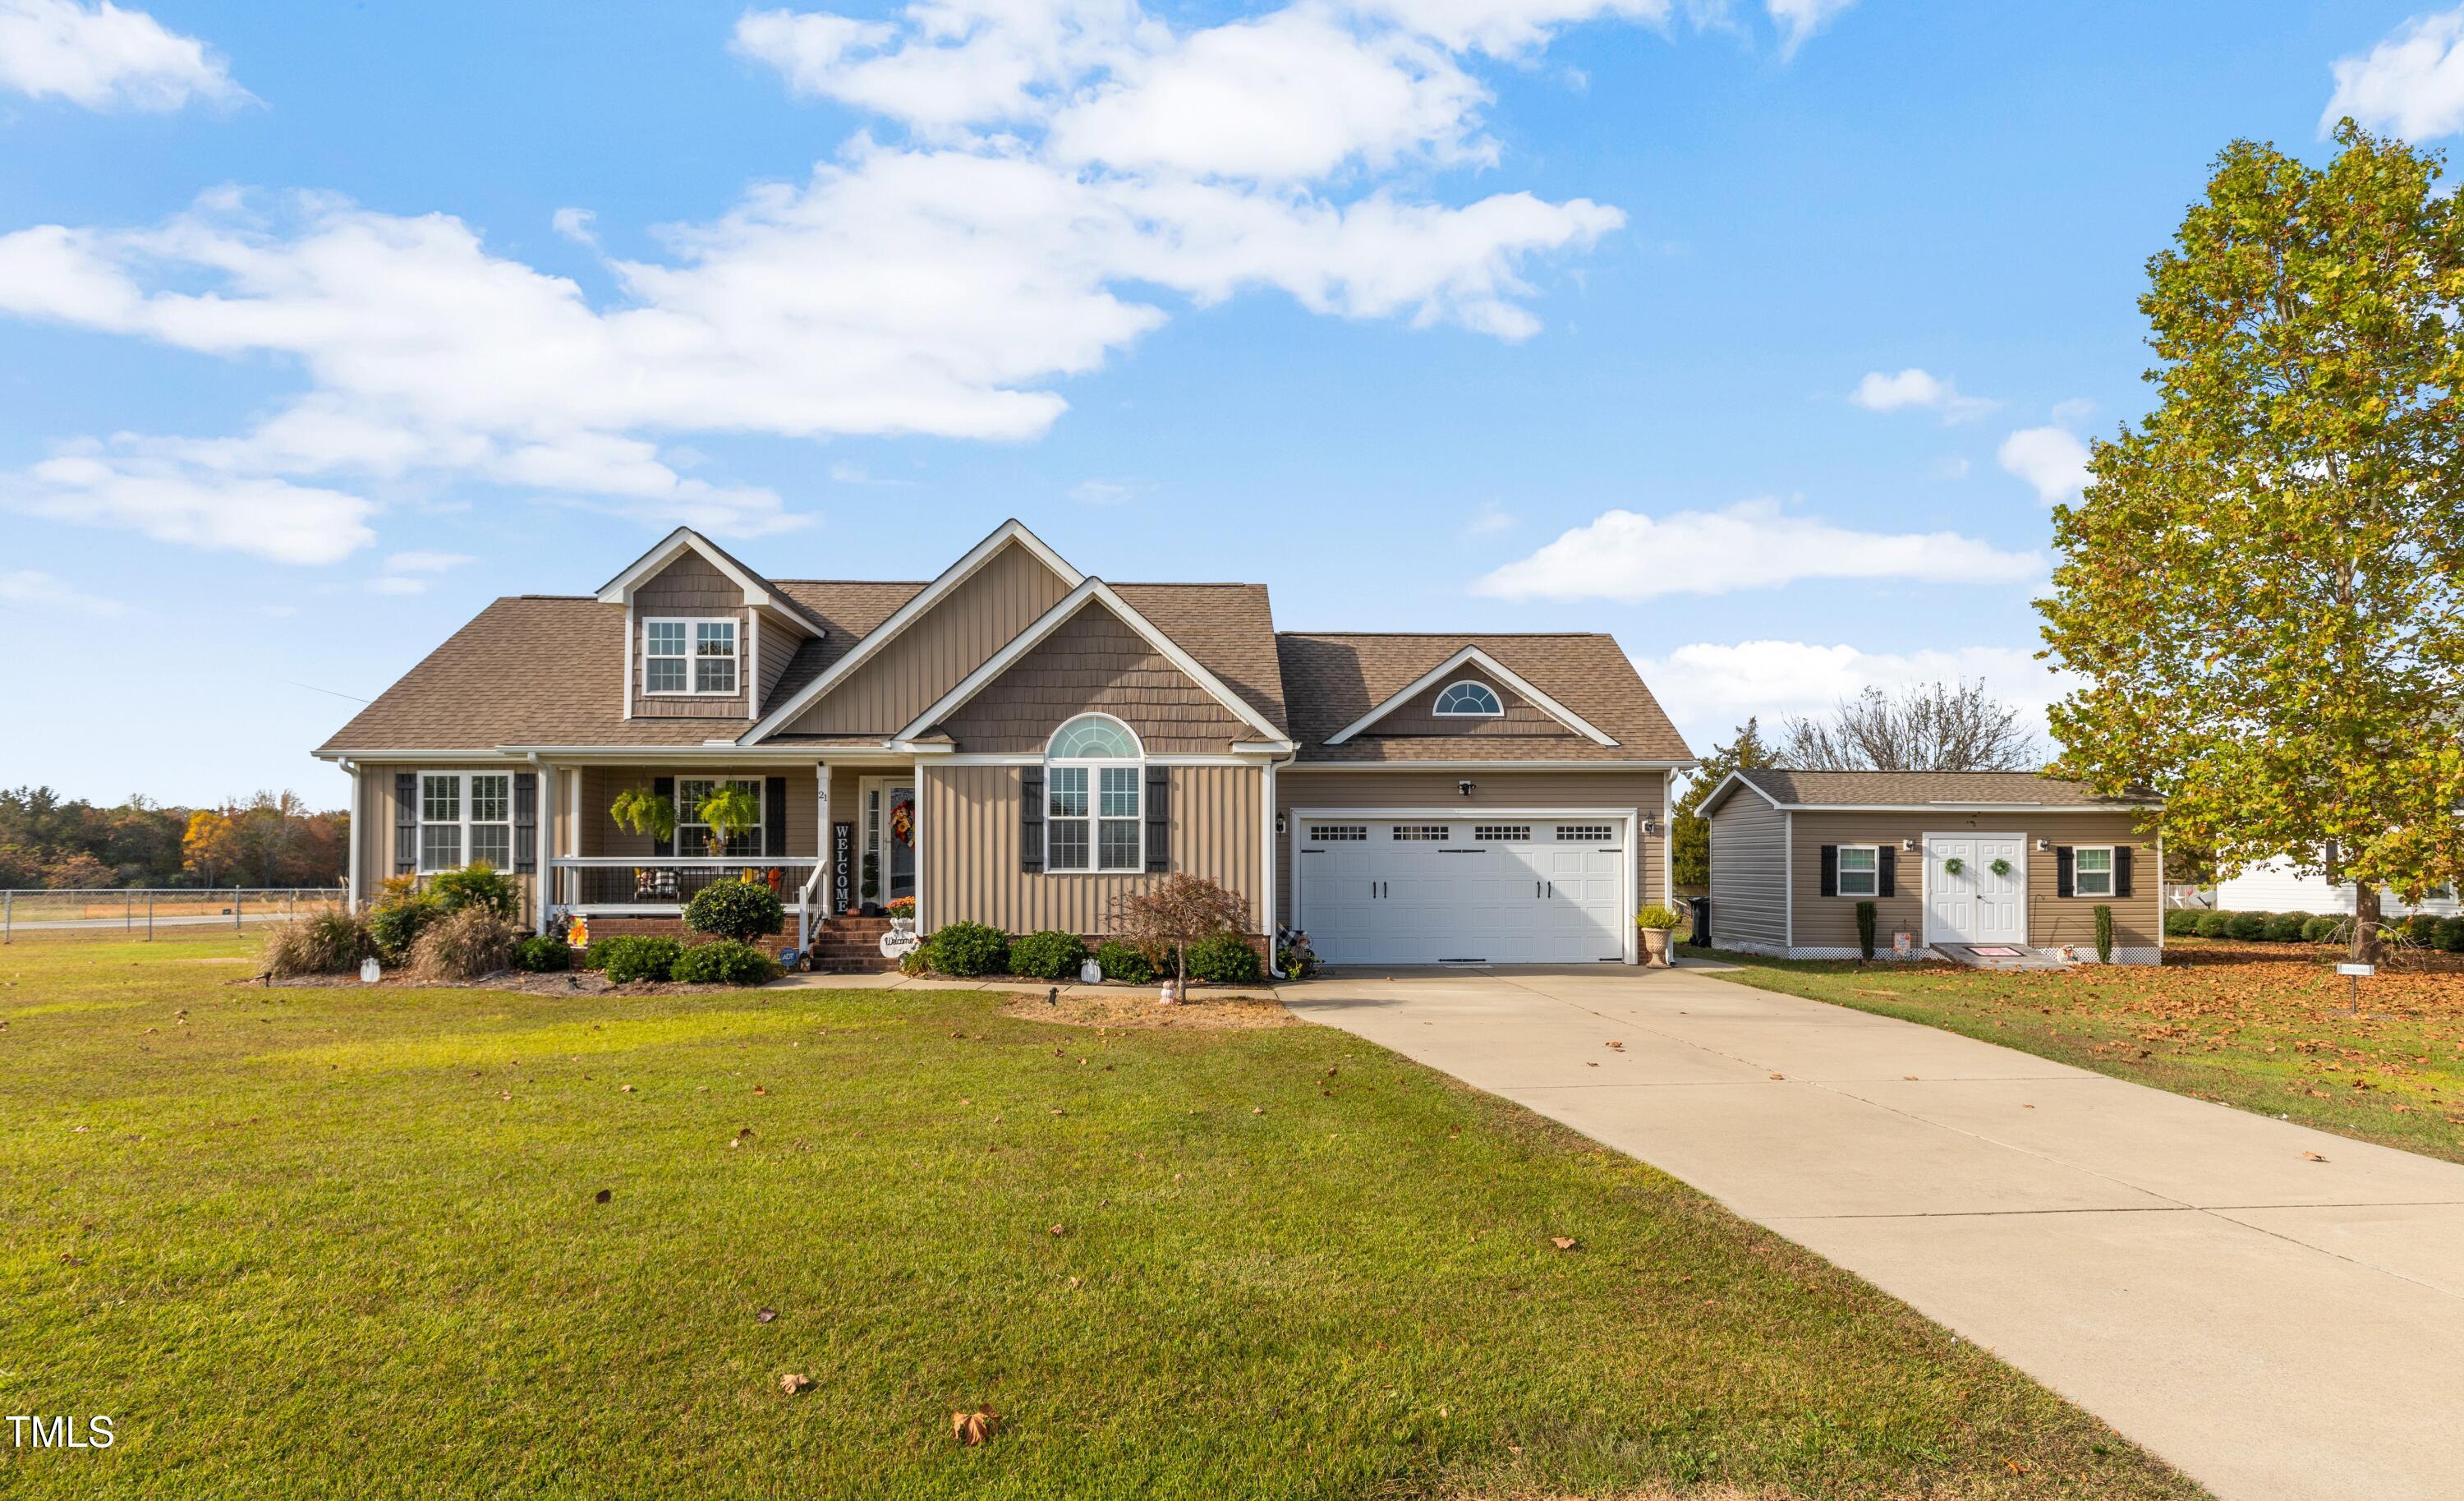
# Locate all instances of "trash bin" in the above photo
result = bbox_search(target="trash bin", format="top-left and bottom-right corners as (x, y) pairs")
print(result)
(1688, 896), (1711, 949)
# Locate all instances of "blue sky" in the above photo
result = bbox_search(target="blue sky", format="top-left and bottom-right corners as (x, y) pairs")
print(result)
(2, 0), (2455, 807)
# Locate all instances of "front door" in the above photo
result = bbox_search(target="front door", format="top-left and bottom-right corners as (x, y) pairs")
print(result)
(1924, 834), (2026, 947)
(862, 777), (917, 905)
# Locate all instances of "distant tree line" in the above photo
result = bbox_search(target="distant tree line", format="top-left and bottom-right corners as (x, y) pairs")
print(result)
(0, 786), (347, 890)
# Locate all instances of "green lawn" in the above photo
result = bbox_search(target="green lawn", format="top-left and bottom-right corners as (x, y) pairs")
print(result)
(0, 937), (2198, 1499)
(1687, 939), (2464, 1164)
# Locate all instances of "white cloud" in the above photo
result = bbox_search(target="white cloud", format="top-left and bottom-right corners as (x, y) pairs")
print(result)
(365, 574), (428, 596)
(0, 0), (246, 111)
(1997, 425), (2090, 504)
(7, 451), (375, 564)
(1766, 0), (1855, 58)
(2324, 8), (2464, 140)
(0, 568), (127, 615)
(382, 550), (474, 574)
(1848, 366), (1993, 422)
(1470, 499), (2039, 601)
(1934, 456), (1970, 480)
(1464, 500), (1516, 536)
(1069, 477), (1140, 504)
(1632, 638), (2076, 754)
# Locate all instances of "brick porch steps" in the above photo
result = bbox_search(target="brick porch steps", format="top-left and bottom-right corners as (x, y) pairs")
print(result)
(803, 916), (902, 974)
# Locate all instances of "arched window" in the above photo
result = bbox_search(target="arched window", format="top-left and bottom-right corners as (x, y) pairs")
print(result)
(1432, 680), (1504, 717)
(1045, 714), (1143, 872)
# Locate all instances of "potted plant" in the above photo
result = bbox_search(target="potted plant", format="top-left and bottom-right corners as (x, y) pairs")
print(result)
(1634, 903), (1683, 966)
(693, 784), (760, 857)
(885, 895), (917, 939)
(859, 851), (880, 916)
(609, 787), (678, 847)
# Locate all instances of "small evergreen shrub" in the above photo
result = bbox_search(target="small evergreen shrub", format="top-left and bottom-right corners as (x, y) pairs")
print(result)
(2093, 904), (2114, 964)
(1184, 932), (1262, 984)
(408, 907), (521, 982)
(2262, 911), (2310, 942)
(514, 934), (572, 973)
(2301, 915), (2341, 944)
(2437, 916), (2464, 953)
(2405, 914), (2443, 946)
(2191, 910), (2232, 938)
(426, 863), (522, 920)
(1854, 900), (1878, 960)
(926, 922), (1009, 978)
(1093, 939), (1153, 984)
(368, 893), (444, 963)
(2225, 911), (2269, 941)
(263, 910), (375, 977)
(897, 946), (931, 976)
(593, 935), (683, 983)
(1009, 929), (1087, 981)
(683, 879), (785, 943)
(2163, 909), (2201, 937)
(576, 939), (610, 969)
(673, 939), (779, 985)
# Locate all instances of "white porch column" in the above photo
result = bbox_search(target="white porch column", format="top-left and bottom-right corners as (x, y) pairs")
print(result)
(536, 762), (557, 935)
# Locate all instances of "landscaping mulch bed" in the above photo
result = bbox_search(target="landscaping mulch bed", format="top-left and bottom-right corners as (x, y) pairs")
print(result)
(996, 988), (1299, 1031)
(233, 967), (758, 999)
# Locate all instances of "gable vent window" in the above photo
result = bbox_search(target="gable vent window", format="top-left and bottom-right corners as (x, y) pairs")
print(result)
(1308, 824), (1367, 842)
(1392, 825), (1450, 841)
(1473, 825), (1532, 843)
(1432, 681), (1504, 717)
(1556, 824), (1614, 842)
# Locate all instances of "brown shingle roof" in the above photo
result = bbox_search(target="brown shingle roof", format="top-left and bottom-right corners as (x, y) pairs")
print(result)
(1275, 633), (1692, 762)
(1728, 769), (2160, 809)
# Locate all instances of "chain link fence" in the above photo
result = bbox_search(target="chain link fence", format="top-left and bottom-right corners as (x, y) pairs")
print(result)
(1, 888), (347, 942)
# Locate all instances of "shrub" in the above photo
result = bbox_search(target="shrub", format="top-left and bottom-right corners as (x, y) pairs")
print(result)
(2438, 916), (2464, 954)
(2262, 911), (2310, 942)
(673, 939), (780, 985)
(2163, 909), (2201, 937)
(426, 863), (522, 920)
(2190, 910), (2230, 938)
(1633, 904), (1683, 930)
(925, 921), (1009, 978)
(263, 910), (375, 977)
(1009, 929), (1087, 981)
(1184, 932), (1262, 984)
(1277, 939), (1318, 980)
(1093, 939), (1154, 984)
(367, 885), (445, 963)
(408, 907), (521, 983)
(1110, 873), (1250, 989)
(576, 939), (610, 969)
(2225, 911), (2269, 941)
(2301, 914), (2342, 944)
(2405, 914), (2443, 946)
(593, 935), (683, 983)
(513, 934), (572, 973)
(2094, 905), (2114, 964)
(1854, 900), (1877, 960)
(898, 946), (932, 976)
(683, 878), (786, 943)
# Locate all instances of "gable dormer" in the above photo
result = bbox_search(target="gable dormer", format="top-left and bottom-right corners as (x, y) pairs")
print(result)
(597, 528), (822, 721)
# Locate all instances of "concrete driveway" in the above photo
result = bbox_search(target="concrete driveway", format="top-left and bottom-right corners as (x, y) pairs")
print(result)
(1282, 962), (2464, 1501)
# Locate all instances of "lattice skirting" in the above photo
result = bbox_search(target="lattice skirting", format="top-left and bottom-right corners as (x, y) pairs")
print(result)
(1784, 946), (1931, 961)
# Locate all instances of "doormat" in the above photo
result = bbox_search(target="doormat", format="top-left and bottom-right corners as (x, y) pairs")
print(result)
(1967, 946), (2023, 957)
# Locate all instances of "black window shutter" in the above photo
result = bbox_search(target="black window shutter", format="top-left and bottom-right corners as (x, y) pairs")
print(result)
(1818, 845), (1837, 897)
(2055, 846), (2075, 897)
(652, 776), (676, 858)
(1145, 766), (1170, 873)
(394, 771), (417, 877)
(513, 772), (538, 874)
(1878, 845), (1896, 898)
(2114, 845), (2134, 898)
(1019, 767), (1043, 873)
(763, 776), (788, 858)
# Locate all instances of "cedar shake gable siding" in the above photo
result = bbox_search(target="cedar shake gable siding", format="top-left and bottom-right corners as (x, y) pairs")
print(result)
(1276, 633), (1689, 763)
(936, 599), (1253, 753)
(632, 552), (749, 720)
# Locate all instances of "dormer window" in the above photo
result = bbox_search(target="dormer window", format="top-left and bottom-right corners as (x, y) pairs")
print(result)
(1432, 680), (1504, 717)
(646, 617), (738, 695)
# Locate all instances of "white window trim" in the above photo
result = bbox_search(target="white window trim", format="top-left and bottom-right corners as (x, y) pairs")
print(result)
(2072, 845), (2116, 898)
(674, 774), (766, 858)
(643, 615), (741, 698)
(1432, 679), (1506, 718)
(417, 770), (514, 874)
(1045, 712), (1144, 874)
(1836, 843), (1881, 898)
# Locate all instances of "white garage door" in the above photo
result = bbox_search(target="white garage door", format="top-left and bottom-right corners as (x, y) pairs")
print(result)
(1294, 817), (1629, 965)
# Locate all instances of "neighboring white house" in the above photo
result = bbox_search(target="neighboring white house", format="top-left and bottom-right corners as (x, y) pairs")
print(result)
(2214, 854), (2460, 919)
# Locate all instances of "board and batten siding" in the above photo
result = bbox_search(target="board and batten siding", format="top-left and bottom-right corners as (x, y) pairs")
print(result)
(632, 554), (749, 720)
(1275, 767), (1666, 922)
(940, 601), (1248, 753)
(357, 761), (538, 917)
(920, 762), (1263, 935)
(1704, 790), (1787, 951)
(784, 541), (1073, 738)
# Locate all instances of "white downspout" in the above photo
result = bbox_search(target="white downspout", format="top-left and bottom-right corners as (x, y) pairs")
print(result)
(1262, 750), (1295, 978)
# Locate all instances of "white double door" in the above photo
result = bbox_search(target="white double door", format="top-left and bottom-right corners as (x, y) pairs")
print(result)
(1299, 819), (1627, 965)
(1924, 834), (2026, 946)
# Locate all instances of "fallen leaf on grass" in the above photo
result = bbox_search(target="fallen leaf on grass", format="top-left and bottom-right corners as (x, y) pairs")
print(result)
(951, 1407), (999, 1445)
(1048, 1223), (1067, 1236)
(780, 1373), (811, 1394)
(756, 1308), (778, 1324)
(1549, 1236), (1578, 1251)
(752, 1085), (768, 1096)
(593, 1188), (612, 1204)
(619, 1084), (635, 1093)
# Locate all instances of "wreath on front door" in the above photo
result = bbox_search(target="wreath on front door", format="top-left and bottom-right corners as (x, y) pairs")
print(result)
(1988, 857), (2013, 877)
(1942, 856), (1965, 876)
(890, 797), (915, 848)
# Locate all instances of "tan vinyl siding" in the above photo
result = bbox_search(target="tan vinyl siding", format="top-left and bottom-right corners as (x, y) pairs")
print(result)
(633, 555), (748, 720)
(359, 762), (537, 917)
(575, 765), (820, 859)
(2031, 813), (2163, 953)
(920, 762), (1263, 935)
(1359, 673), (1584, 743)
(1790, 813), (1927, 952)
(1705, 791), (1788, 949)
(940, 601), (1248, 753)
(785, 541), (1073, 737)
(753, 607), (803, 716)
(1785, 809), (2163, 954)
(1274, 767), (1666, 919)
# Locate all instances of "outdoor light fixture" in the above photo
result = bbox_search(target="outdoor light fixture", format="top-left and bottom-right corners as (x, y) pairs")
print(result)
(1901, 838), (1918, 852)
(1640, 817), (1661, 836)
(1457, 780), (1476, 797)
(2037, 837), (2053, 851)
(1274, 814), (1287, 835)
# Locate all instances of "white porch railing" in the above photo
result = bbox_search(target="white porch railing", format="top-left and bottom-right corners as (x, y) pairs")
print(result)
(550, 857), (823, 914)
